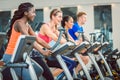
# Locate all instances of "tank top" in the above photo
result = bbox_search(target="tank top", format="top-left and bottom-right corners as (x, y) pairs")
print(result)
(38, 33), (52, 43)
(5, 22), (21, 55)
(38, 23), (53, 43)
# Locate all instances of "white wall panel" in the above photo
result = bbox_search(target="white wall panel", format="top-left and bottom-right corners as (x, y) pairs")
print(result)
(0, 0), (120, 49)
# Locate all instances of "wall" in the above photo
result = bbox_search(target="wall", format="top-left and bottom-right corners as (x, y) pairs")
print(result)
(0, 0), (120, 10)
(0, 0), (120, 50)
(112, 4), (120, 50)
(77, 5), (94, 39)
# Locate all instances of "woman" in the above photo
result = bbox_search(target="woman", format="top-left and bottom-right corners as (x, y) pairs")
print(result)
(61, 15), (89, 73)
(38, 9), (77, 76)
(61, 15), (76, 42)
(2, 2), (54, 80)
(38, 9), (66, 44)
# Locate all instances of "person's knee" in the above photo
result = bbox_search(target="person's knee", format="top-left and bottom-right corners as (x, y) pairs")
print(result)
(80, 55), (89, 64)
(83, 56), (89, 64)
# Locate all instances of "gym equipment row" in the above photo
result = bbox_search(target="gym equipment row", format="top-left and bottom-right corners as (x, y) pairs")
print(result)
(0, 29), (120, 80)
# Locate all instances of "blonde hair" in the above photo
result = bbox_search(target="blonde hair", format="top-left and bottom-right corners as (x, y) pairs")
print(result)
(50, 9), (62, 19)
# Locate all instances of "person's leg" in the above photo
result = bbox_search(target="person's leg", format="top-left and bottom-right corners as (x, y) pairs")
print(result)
(2, 54), (13, 80)
(80, 54), (89, 65)
(47, 55), (77, 75)
(75, 54), (89, 74)
(46, 57), (62, 68)
(2, 68), (12, 80)
(31, 57), (54, 80)
(61, 55), (77, 75)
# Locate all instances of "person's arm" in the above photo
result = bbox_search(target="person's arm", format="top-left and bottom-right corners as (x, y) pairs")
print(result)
(72, 25), (84, 42)
(67, 31), (82, 45)
(54, 29), (67, 44)
(42, 24), (67, 44)
(15, 21), (51, 56)
(28, 24), (51, 49)
(15, 21), (29, 35)
(33, 41), (51, 56)
(75, 32), (90, 42)
(75, 32), (79, 38)
(74, 26), (81, 38)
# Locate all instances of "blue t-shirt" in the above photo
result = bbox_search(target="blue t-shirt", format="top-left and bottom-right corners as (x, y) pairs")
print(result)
(68, 22), (83, 40)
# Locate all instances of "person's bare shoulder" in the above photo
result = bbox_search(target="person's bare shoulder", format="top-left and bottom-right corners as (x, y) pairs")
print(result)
(41, 23), (50, 30)
(14, 20), (25, 28)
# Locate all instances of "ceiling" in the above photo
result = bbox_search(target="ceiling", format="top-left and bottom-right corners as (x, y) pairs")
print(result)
(0, 0), (120, 11)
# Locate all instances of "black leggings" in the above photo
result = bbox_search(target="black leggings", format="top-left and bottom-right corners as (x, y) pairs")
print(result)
(2, 68), (12, 80)
(31, 50), (76, 78)
(31, 57), (54, 80)
(46, 55), (76, 75)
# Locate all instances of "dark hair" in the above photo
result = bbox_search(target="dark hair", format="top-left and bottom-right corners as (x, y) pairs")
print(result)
(50, 9), (62, 19)
(61, 15), (72, 28)
(7, 2), (34, 39)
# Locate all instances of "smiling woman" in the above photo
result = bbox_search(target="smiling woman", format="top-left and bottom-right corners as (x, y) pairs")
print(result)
(38, 8), (77, 78)
(38, 9), (66, 44)
(1, 2), (52, 80)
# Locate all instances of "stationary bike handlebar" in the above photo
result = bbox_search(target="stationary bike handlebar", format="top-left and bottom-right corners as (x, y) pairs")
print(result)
(77, 31), (84, 40)
(50, 28), (65, 51)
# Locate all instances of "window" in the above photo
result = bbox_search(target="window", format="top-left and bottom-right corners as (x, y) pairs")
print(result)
(0, 11), (11, 32)
(29, 9), (43, 31)
(61, 7), (77, 22)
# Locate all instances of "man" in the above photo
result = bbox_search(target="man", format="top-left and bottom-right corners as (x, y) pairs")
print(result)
(68, 12), (87, 41)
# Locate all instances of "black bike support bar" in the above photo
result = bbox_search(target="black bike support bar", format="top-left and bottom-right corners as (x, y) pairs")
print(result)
(107, 49), (118, 58)
(50, 28), (65, 50)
